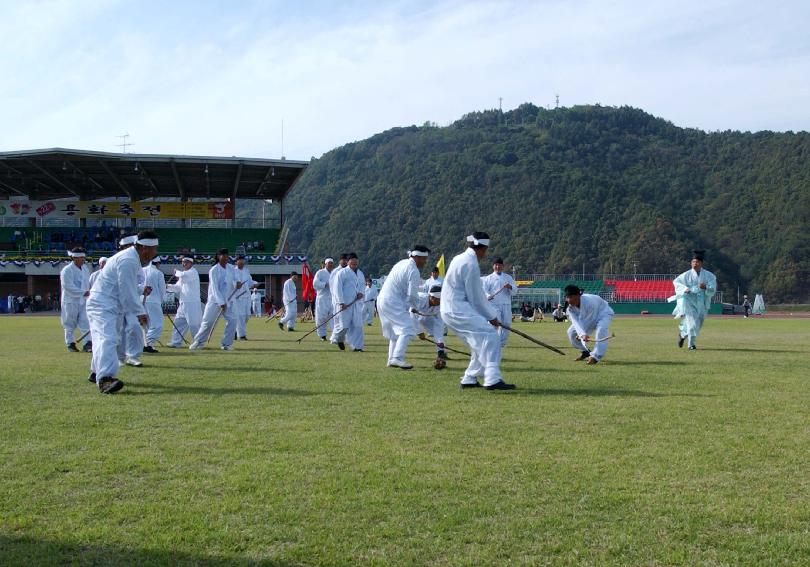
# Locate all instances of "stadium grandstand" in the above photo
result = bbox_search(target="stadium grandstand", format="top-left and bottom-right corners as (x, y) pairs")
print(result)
(513, 274), (724, 315)
(0, 148), (308, 312)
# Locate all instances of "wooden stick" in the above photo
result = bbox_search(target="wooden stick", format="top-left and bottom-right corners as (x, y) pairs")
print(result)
(419, 334), (469, 357)
(296, 297), (358, 343)
(500, 323), (566, 355)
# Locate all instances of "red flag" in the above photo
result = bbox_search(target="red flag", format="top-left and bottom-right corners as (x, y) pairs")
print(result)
(301, 263), (316, 301)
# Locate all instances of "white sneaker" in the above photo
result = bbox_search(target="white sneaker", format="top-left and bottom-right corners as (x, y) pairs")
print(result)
(125, 357), (143, 367)
(188, 342), (203, 351)
(389, 358), (413, 370)
(221, 345), (233, 351)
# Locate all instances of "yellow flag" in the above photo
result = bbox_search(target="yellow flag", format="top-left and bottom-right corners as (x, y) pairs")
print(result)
(437, 254), (446, 278)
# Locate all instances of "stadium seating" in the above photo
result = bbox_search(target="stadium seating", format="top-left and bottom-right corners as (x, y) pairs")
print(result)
(604, 279), (674, 301)
(529, 279), (605, 294)
(0, 227), (279, 257)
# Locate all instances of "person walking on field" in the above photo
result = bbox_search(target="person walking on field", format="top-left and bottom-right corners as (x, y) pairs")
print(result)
(670, 249), (717, 350)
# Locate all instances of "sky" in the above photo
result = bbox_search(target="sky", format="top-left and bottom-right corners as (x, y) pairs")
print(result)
(1, 0), (809, 161)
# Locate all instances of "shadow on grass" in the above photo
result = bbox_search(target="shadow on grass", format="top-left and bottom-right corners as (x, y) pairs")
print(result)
(123, 382), (332, 397)
(511, 386), (711, 398)
(699, 347), (803, 353)
(602, 361), (689, 366)
(0, 535), (290, 566)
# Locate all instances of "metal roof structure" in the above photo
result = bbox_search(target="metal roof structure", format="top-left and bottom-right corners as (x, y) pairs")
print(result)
(0, 148), (308, 202)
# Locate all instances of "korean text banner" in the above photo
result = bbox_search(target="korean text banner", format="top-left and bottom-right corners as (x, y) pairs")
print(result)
(0, 201), (234, 219)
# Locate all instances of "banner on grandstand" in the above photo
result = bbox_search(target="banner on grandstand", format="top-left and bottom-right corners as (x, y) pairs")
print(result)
(0, 200), (234, 219)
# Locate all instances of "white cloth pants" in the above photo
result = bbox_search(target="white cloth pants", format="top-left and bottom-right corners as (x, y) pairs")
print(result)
(315, 297), (333, 338)
(118, 313), (144, 360)
(144, 302), (164, 346)
(679, 312), (705, 348)
(567, 315), (613, 360)
(442, 315), (503, 387)
(333, 303), (364, 350)
(251, 299), (262, 317)
(170, 300), (202, 346)
(86, 300), (122, 381)
(492, 303), (512, 348)
(192, 301), (235, 348)
(280, 303), (297, 330)
(364, 302), (375, 324)
(61, 301), (89, 345)
(235, 297), (251, 337)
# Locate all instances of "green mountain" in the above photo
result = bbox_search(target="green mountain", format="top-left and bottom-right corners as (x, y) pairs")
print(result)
(283, 104), (810, 302)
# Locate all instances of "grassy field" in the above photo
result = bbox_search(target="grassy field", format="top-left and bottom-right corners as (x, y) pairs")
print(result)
(1, 315), (809, 566)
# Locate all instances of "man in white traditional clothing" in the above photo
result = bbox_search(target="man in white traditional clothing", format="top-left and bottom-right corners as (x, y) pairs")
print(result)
(412, 285), (447, 360)
(564, 285), (614, 365)
(189, 248), (242, 351)
(377, 246), (430, 369)
(142, 258), (167, 353)
(423, 265), (443, 293)
(481, 257), (516, 348)
(329, 253), (349, 345)
(86, 231), (159, 394)
(115, 235), (146, 367)
(60, 246), (92, 352)
(363, 277), (378, 325)
(440, 232), (515, 391)
(313, 258), (334, 341)
(278, 272), (299, 331)
(251, 286), (262, 317)
(670, 249), (717, 350)
(333, 252), (365, 351)
(166, 257), (202, 347)
(234, 255), (257, 340)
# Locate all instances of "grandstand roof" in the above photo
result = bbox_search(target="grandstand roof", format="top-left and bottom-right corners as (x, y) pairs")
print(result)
(0, 148), (308, 202)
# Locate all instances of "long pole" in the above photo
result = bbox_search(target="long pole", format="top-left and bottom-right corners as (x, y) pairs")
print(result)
(296, 297), (358, 343)
(499, 323), (566, 355)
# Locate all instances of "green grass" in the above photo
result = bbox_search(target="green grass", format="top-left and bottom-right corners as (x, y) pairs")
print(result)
(1, 315), (809, 566)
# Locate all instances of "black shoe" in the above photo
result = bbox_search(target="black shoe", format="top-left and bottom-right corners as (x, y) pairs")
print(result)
(82, 341), (93, 353)
(240, 336), (248, 341)
(67, 342), (79, 352)
(484, 381), (516, 391)
(678, 335), (685, 348)
(320, 336), (327, 341)
(460, 381), (482, 389)
(143, 345), (159, 354)
(337, 341), (345, 351)
(278, 322), (283, 330)
(437, 350), (447, 360)
(575, 351), (591, 361)
(88, 372), (97, 384)
(98, 377), (124, 394)
(353, 348), (363, 352)
(688, 345), (697, 350)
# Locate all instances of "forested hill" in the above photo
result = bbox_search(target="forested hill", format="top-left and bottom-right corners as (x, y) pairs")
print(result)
(284, 104), (810, 302)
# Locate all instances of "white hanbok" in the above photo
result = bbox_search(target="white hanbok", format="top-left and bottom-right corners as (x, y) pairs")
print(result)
(333, 266), (365, 350)
(481, 270), (516, 347)
(670, 267), (717, 348)
(411, 292), (444, 352)
(251, 289), (262, 317)
(313, 267), (333, 338)
(167, 267), (202, 346)
(279, 278), (298, 330)
(377, 258), (422, 363)
(440, 248), (503, 387)
(363, 285), (378, 325)
(59, 262), (91, 346)
(328, 265), (345, 343)
(191, 263), (238, 349)
(566, 294), (614, 360)
(234, 266), (256, 338)
(86, 247), (146, 382)
(142, 263), (167, 347)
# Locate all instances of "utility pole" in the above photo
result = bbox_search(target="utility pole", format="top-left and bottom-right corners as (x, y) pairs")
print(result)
(555, 94), (560, 109)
